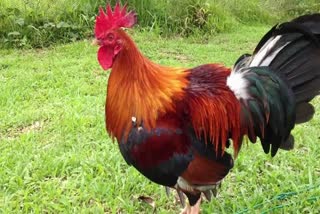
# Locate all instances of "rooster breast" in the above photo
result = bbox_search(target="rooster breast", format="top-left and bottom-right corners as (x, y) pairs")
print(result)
(118, 113), (193, 187)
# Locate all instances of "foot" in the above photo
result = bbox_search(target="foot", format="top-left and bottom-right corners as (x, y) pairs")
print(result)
(179, 198), (201, 214)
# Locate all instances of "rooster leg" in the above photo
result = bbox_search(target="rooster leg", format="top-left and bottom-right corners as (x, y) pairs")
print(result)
(165, 186), (171, 197)
(179, 198), (201, 214)
(179, 203), (190, 214)
(190, 197), (201, 214)
(177, 189), (186, 207)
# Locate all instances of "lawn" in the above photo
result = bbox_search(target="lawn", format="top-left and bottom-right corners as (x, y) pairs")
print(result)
(0, 24), (319, 213)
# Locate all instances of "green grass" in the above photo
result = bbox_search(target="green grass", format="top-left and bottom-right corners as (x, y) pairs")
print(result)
(0, 24), (320, 213)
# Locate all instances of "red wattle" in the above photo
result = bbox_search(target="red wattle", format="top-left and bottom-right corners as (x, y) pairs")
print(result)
(98, 46), (114, 70)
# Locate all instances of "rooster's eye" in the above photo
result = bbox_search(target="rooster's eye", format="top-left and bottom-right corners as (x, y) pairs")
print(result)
(106, 33), (115, 42)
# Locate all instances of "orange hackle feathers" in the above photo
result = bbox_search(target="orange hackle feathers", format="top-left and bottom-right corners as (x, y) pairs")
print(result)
(105, 29), (189, 141)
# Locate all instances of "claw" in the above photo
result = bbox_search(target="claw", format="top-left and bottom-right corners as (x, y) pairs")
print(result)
(165, 186), (171, 197)
(214, 182), (222, 197)
(212, 188), (218, 197)
(203, 190), (212, 201)
(177, 190), (186, 208)
(212, 182), (221, 197)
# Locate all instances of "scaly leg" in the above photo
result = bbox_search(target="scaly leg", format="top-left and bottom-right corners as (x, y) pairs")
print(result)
(190, 198), (201, 214)
(179, 198), (201, 214)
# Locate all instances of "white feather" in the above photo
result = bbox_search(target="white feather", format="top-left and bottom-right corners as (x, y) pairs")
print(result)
(227, 71), (250, 100)
(176, 177), (220, 192)
(250, 35), (287, 67)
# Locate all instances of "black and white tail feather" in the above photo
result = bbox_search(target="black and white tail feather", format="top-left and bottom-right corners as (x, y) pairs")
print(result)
(227, 14), (320, 156)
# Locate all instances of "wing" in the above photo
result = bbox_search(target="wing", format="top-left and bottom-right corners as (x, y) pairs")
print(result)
(180, 128), (234, 185)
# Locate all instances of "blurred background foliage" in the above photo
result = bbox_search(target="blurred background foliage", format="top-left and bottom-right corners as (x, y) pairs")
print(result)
(0, 0), (319, 48)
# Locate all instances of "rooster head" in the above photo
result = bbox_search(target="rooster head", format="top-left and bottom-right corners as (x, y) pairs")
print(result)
(94, 2), (137, 70)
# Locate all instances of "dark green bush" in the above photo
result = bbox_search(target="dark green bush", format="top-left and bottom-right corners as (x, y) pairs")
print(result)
(0, 0), (319, 48)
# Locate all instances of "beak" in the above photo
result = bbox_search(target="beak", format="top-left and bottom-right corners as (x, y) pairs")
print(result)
(91, 38), (100, 46)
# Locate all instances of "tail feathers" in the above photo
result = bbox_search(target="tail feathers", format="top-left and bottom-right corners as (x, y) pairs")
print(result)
(231, 14), (320, 156)
(295, 102), (315, 124)
(249, 14), (320, 124)
(279, 135), (295, 151)
(292, 14), (320, 34)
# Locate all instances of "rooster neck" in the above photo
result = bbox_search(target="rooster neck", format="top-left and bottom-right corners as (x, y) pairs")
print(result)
(105, 32), (189, 141)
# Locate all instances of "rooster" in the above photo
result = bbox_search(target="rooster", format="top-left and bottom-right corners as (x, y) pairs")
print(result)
(93, 2), (320, 213)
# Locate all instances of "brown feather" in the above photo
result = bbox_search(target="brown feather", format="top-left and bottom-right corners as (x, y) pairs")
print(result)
(181, 153), (233, 185)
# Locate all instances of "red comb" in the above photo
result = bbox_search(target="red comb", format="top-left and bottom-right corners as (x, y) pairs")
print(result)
(95, 2), (137, 38)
